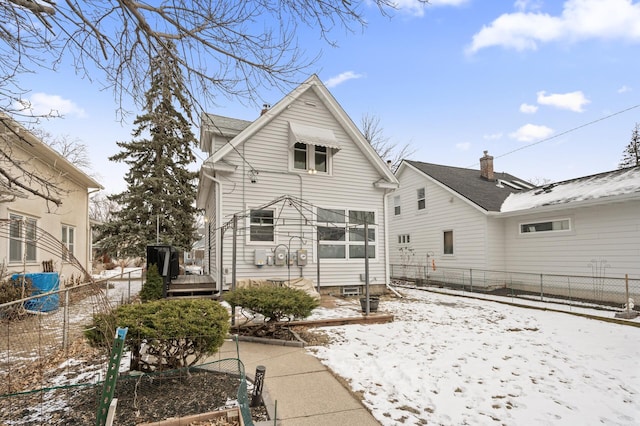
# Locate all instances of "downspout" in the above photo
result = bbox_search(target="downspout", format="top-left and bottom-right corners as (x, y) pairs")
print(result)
(202, 169), (223, 290)
(383, 188), (403, 298)
(87, 188), (101, 277)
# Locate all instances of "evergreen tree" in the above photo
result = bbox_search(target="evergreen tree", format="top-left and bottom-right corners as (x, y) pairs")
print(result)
(619, 123), (640, 169)
(97, 43), (198, 258)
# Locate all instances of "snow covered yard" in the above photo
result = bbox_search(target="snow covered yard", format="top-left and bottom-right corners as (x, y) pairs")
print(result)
(309, 288), (640, 425)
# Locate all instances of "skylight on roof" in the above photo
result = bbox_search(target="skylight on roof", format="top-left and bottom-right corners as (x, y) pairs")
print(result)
(513, 180), (534, 189)
(498, 179), (523, 190)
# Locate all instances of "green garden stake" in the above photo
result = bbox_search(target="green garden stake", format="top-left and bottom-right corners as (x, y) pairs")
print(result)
(96, 327), (128, 426)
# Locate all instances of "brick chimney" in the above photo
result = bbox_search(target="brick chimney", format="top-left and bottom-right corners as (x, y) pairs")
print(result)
(480, 150), (495, 181)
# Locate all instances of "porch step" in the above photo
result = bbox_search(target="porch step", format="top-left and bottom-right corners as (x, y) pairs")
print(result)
(166, 274), (217, 299)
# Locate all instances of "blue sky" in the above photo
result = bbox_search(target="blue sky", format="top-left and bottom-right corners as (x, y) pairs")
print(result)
(16, 0), (640, 193)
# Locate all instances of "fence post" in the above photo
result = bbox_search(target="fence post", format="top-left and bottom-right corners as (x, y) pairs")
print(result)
(62, 289), (70, 349)
(540, 274), (544, 301)
(127, 271), (132, 303)
(469, 269), (473, 293)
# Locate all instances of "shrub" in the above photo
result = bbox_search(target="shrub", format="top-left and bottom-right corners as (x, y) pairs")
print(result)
(0, 276), (33, 320)
(140, 263), (163, 302)
(224, 286), (319, 322)
(0, 276), (33, 304)
(85, 299), (230, 372)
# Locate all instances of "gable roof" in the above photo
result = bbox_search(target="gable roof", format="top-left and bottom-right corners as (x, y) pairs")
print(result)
(501, 166), (640, 213)
(202, 74), (398, 185)
(401, 160), (531, 212)
(200, 113), (251, 148)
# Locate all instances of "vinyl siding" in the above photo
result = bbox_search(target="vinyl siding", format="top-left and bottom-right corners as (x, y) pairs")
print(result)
(503, 201), (640, 278)
(215, 90), (390, 288)
(389, 166), (490, 273)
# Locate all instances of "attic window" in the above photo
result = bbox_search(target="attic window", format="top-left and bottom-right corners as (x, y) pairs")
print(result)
(289, 122), (339, 174)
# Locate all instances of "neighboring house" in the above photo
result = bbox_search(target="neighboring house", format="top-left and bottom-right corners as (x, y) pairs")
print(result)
(197, 75), (398, 293)
(0, 114), (103, 280)
(390, 152), (532, 274)
(390, 152), (640, 281)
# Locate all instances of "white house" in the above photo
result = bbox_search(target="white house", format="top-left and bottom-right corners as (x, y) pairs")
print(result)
(0, 114), (103, 281)
(196, 75), (398, 294)
(389, 152), (640, 290)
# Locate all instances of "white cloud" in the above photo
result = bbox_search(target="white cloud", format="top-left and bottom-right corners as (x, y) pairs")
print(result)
(456, 142), (471, 151)
(514, 0), (543, 12)
(393, 0), (468, 17)
(537, 90), (590, 112)
(483, 132), (503, 140)
(15, 93), (86, 118)
(324, 71), (364, 88)
(509, 123), (554, 142)
(617, 85), (632, 93)
(467, 0), (640, 54)
(520, 103), (538, 114)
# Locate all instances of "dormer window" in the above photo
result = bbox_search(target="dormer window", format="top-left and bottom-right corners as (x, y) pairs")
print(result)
(289, 122), (340, 174)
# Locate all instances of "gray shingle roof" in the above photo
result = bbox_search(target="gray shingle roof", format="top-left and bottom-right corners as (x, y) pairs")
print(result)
(405, 160), (533, 211)
(202, 113), (252, 139)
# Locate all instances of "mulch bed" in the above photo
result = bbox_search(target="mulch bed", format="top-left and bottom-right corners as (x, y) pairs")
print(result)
(0, 338), (268, 426)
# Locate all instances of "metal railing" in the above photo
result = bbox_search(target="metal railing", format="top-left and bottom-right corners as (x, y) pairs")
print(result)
(390, 264), (639, 309)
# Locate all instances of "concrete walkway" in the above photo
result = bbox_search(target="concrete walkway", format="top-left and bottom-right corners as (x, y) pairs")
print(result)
(214, 339), (381, 426)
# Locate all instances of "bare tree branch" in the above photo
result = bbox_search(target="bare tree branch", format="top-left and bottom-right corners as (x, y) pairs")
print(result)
(1, 0), (422, 120)
(361, 113), (415, 172)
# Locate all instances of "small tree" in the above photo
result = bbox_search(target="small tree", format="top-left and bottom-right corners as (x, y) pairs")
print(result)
(140, 264), (163, 302)
(86, 299), (230, 372)
(619, 123), (640, 169)
(225, 286), (319, 323)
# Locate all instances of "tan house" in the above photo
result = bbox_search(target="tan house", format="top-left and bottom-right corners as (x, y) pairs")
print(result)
(0, 114), (102, 282)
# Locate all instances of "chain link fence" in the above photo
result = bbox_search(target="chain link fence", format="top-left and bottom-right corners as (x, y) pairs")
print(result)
(1, 270), (259, 425)
(391, 264), (640, 310)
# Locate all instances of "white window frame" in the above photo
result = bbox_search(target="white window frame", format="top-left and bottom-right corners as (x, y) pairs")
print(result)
(316, 208), (377, 261)
(443, 229), (454, 256)
(247, 209), (276, 244)
(393, 195), (401, 216)
(61, 224), (75, 261)
(291, 142), (332, 174)
(519, 218), (571, 235)
(417, 187), (426, 211)
(9, 213), (37, 263)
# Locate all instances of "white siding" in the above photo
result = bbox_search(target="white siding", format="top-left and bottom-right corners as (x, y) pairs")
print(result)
(503, 201), (640, 279)
(389, 166), (491, 274)
(216, 90), (390, 288)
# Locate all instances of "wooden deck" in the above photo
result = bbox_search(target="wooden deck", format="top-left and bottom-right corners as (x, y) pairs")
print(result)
(166, 274), (218, 298)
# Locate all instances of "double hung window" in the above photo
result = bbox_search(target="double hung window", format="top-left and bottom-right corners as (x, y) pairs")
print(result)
(9, 213), (37, 263)
(61, 225), (75, 261)
(249, 210), (275, 242)
(417, 188), (426, 210)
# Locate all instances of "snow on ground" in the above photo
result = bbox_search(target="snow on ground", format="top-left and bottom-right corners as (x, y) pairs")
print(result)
(308, 288), (640, 426)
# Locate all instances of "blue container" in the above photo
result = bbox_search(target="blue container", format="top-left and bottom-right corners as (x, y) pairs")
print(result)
(12, 272), (60, 313)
